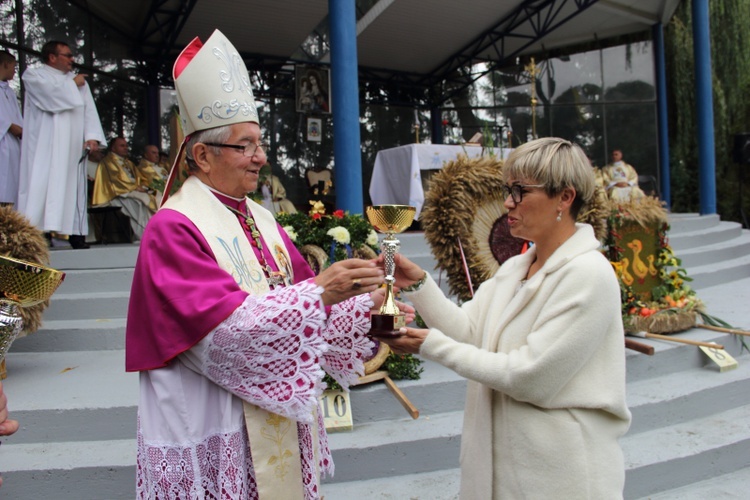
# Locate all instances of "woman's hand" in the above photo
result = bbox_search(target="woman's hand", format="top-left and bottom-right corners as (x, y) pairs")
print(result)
(374, 254), (425, 289)
(369, 287), (417, 324)
(314, 258), (385, 306)
(378, 326), (428, 355)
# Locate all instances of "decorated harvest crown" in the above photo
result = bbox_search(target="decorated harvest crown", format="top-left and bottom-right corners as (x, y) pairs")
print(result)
(162, 29), (259, 203)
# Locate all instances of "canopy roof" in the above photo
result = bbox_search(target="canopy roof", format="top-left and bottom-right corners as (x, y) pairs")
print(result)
(74, 0), (680, 90)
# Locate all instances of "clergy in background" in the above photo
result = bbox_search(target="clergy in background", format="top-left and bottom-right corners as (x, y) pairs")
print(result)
(92, 136), (156, 240)
(0, 50), (22, 207)
(258, 163), (298, 214)
(602, 148), (644, 202)
(16, 40), (105, 249)
(136, 143), (168, 185)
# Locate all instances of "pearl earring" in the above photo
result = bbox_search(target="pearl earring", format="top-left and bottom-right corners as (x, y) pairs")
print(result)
(556, 211), (562, 222)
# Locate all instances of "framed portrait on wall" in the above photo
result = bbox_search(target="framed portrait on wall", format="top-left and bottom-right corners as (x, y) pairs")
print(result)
(307, 117), (322, 142)
(296, 65), (331, 114)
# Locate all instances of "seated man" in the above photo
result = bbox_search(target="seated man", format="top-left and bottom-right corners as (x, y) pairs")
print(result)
(92, 137), (157, 240)
(136, 144), (168, 186)
(602, 149), (645, 202)
(257, 164), (297, 214)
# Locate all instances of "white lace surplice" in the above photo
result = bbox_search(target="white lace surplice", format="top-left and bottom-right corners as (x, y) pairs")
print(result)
(136, 281), (373, 499)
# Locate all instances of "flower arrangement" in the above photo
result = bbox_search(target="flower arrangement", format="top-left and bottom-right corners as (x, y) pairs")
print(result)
(276, 202), (379, 266)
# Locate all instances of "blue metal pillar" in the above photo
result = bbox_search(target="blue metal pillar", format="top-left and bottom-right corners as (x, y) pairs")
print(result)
(691, 0), (716, 214)
(329, 0), (364, 214)
(653, 23), (671, 207)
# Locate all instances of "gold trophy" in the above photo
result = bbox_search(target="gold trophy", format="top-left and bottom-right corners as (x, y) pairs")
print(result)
(0, 255), (66, 364)
(365, 204), (416, 338)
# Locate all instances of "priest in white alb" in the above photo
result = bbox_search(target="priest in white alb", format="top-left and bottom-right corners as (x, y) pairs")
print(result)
(0, 50), (22, 206)
(16, 40), (105, 249)
(125, 30), (412, 499)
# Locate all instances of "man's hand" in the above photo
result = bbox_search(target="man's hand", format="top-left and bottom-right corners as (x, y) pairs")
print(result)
(73, 73), (88, 87)
(8, 123), (22, 139)
(314, 259), (384, 306)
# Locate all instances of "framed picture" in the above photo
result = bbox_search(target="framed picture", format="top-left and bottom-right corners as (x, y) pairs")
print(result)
(296, 66), (331, 114)
(307, 117), (322, 142)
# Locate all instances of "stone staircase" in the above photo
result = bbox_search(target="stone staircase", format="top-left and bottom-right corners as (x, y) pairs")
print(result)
(1, 213), (749, 499)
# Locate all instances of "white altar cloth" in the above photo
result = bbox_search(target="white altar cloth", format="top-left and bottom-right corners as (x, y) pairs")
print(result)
(369, 144), (511, 218)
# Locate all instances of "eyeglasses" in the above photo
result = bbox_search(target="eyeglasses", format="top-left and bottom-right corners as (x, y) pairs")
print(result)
(204, 142), (270, 158)
(501, 183), (546, 204)
(56, 52), (75, 59)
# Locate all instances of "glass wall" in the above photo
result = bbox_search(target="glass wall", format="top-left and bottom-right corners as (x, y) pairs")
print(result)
(435, 40), (658, 179)
(1, 0), (149, 155)
(1, 0), (658, 208)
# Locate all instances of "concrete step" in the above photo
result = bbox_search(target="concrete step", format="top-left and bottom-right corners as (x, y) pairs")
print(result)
(667, 213), (721, 234)
(676, 230), (750, 269)
(634, 466), (750, 500)
(684, 252), (750, 289)
(0, 440), (135, 500)
(56, 268), (135, 294)
(2, 335), (747, 497)
(322, 468), (461, 500)
(1, 350), (137, 434)
(668, 221), (743, 253)
(49, 243), (140, 271)
(623, 403), (750, 499)
(43, 291), (129, 321)
(10, 318), (127, 352)
(627, 352), (750, 434)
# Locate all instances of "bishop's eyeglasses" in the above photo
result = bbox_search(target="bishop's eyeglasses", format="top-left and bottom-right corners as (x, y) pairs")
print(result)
(204, 142), (270, 157)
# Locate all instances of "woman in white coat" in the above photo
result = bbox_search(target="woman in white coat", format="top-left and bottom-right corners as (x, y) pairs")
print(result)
(381, 137), (631, 499)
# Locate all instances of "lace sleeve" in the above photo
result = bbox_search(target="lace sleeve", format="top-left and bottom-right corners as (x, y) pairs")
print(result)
(321, 294), (376, 389)
(193, 280), (329, 423)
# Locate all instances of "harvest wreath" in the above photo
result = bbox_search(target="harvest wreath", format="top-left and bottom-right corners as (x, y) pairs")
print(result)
(604, 197), (703, 334)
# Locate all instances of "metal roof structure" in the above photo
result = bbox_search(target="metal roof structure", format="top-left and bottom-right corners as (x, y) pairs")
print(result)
(71, 0), (681, 97)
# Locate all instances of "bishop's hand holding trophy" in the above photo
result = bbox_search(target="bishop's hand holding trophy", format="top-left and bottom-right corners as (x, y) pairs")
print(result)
(365, 204), (416, 338)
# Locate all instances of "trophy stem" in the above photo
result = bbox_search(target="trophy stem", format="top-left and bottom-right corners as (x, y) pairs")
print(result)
(0, 300), (23, 364)
(379, 234), (401, 316)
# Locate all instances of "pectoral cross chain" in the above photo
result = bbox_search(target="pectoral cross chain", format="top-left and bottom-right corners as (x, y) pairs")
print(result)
(223, 204), (287, 289)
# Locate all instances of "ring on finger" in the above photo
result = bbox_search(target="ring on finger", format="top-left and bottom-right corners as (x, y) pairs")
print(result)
(352, 278), (362, 290)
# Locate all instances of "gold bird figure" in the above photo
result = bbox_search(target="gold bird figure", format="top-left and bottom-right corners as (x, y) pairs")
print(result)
(627, 239), (649, 282)
(620, 257), (634, 286)
(647, 254), (658, 277)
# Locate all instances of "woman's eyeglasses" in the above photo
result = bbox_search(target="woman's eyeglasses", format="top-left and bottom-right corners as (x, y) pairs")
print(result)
(501, 183), (545, 204)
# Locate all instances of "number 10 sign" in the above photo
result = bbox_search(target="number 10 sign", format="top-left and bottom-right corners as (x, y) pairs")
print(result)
(319, 389), (353, 432)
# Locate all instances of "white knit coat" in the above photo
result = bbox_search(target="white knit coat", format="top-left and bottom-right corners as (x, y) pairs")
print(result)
(407, 224), (631, 499)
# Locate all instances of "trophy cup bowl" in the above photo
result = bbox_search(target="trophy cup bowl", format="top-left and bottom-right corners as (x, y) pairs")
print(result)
(0, 255), (66, 363)
(365, 205), (416, 338)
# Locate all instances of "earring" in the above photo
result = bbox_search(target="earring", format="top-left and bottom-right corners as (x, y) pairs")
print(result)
(556, 211), (562, 222)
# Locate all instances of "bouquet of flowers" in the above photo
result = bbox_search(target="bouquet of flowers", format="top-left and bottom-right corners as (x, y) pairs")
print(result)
(276, 202), (380, 268)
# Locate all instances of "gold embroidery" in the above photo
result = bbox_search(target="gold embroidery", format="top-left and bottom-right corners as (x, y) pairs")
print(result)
(260, 413), (295, 480)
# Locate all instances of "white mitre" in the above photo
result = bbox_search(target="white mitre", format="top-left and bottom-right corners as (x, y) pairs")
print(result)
(173, 29), (259, 136)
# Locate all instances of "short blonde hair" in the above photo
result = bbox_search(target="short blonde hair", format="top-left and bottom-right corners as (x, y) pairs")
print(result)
(503, 137), (595, 217)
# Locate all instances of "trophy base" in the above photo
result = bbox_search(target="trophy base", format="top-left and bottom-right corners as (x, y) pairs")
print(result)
(369, 314), (406, 338)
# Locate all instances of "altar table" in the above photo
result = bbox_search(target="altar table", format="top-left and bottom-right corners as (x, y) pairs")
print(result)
(369, 144), (511, 218)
